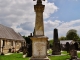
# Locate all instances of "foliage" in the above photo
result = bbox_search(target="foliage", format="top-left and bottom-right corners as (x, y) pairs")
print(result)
(49, 40), (53, 45)
(78, 37), (80, 41)
(22, 36), (32, 44)
(47, 49), (52, 54)
(78, 53), (80, 58)
(48, 40), (53, 48)
(59, 36), (67, 40)
(22, 36), (32, 57)
(66, 29), (79, 41)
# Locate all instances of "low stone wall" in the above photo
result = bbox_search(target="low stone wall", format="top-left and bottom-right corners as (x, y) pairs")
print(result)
(3, 48), (9, 54)
(0, 39), (24, 54)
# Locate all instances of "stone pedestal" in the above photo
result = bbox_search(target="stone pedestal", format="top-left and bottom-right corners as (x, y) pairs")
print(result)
(30, 0), (50, 60)
(30, 36), (50, 60)
(52, 42), (61, 55)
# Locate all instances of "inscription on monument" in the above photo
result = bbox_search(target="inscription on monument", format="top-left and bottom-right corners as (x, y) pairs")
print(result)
(33, 42), (46, 58)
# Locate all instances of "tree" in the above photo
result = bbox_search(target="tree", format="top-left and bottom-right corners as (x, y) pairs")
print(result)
(22, 36), (32, 44)
(59, 36), (66, 40)
(48, 40), (53, 49)
(49, 40), (53, 45)
(66, 29), (79, 41)
(22, 36), (32, 57)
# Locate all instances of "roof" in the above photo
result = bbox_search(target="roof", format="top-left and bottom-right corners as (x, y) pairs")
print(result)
(60, 40), (75, 44)
(0, 24), (25, 41)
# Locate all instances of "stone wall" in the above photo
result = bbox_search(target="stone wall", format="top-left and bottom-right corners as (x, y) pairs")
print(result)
(15, 41), (22, 52)
(0, 39), (24, 54)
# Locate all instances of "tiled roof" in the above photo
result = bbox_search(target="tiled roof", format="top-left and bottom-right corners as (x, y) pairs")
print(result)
(0, 24), (25, 41)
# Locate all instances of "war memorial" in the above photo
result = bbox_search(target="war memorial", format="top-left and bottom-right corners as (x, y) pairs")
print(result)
(30, 0), (50, 60)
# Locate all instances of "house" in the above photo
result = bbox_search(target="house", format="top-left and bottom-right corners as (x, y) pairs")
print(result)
(0, 24), (25, 54)
(60, 40), (75, 45)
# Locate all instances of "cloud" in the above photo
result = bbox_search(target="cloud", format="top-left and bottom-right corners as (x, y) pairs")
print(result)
(43, 1), (58, 19)
(0, 0), (58, 36)
(44, 19), (80, 39)
(58, 19), (80, 36)
(44, 20), (62, 31)
(1, 0), (80, 40)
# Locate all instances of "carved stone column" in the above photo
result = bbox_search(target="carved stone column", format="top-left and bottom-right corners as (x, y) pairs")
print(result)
(34, 0), (45, 36)
(30, 0), (50, 60)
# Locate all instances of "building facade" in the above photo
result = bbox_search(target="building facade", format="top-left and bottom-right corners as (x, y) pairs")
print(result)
(0, 24), (25, 54)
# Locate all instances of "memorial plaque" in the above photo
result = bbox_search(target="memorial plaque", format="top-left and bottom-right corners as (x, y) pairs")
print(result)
(33, 42), (46, 57)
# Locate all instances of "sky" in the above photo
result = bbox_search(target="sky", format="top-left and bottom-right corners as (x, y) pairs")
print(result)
(0, 0), (80, 40)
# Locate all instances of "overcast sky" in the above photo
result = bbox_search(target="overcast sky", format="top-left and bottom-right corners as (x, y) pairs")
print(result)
(0, 0), (80, 40)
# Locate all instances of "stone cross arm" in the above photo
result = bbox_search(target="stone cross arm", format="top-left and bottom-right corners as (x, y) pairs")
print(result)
(33, 0), (45, 1)
(33, 0), (45, 5)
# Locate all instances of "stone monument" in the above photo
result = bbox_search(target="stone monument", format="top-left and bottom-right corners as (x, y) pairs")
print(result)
(52, 28), (61, 55)
(30, 0), (50, 60)
(70, 50), (77, 60)
(68, 44), (80, 60)
(65, 42), (70, 53)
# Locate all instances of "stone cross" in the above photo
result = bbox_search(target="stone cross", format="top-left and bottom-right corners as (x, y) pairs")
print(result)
(33, 0), (45, 36)
(30, 0), (50, 60)
(33, 0), (45, 2)
(33, 0), (45, 5)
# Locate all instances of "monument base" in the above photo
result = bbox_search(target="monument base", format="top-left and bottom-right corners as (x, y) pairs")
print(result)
(30, 36), (50, 60)
(30, 57), (50, 60)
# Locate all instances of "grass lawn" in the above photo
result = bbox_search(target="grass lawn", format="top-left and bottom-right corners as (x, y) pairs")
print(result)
(0, 51), (80, 60)
(0, 53), (29, 60)
(48, 55), (70, 60)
